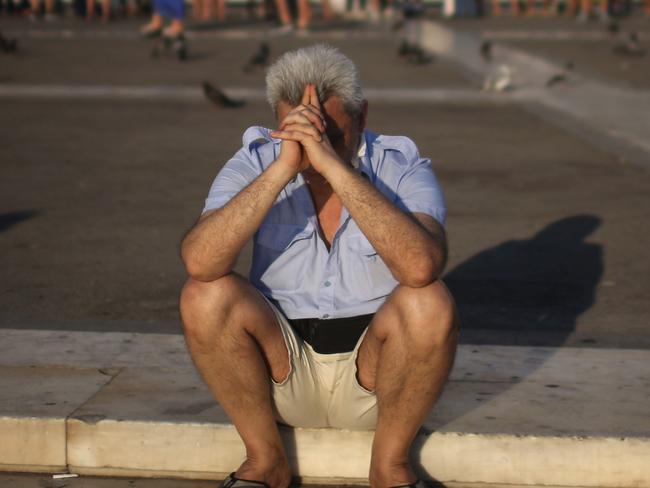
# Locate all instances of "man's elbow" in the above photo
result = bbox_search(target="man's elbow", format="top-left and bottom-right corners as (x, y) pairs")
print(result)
(185, 263), (222, 283)
(401, 267), (437, 288)
(181, 247), (226, 283)
(399, 253), (446, 288)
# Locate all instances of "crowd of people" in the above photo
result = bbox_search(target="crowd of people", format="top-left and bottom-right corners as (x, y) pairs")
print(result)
(0, 0), (322, 23)
(1, 0), (648, 36)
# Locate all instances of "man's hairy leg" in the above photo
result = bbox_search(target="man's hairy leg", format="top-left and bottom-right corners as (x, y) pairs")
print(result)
(180, 274), (292, 488)
(357, 280), (459, 488)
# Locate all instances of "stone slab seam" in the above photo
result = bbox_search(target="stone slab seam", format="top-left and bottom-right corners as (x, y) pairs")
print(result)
(64, 368), (125, 472)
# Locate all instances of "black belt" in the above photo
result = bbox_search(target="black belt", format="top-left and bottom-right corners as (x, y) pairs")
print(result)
(288, 314), (374, 354)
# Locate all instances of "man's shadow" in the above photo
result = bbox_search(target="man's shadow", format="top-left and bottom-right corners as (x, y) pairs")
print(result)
(446, 214), (603, 347)
(412, 215), (603, 482)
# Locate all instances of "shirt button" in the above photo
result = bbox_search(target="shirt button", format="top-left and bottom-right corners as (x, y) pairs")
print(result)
(324, 281), (331, 287)
(322, 314), (330, 319)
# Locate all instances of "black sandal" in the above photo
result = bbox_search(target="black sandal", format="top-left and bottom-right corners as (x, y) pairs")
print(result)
(218, 472), (271, 487)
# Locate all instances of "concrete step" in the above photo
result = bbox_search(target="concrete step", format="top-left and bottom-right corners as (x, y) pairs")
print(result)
(0, 328), (649, 487)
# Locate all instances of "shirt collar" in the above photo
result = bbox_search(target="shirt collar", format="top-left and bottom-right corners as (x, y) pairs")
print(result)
(352, 134), (366, 170)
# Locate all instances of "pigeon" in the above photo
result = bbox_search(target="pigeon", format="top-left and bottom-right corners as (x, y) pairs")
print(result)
(613, 32), (646, 58)
(202, 81), (246, 109)
(480, 40), (492, 62)
(150, 35), (188, 61)
(607, 21), (620, 35)
(391, 19), (405, 32)
(545, 60), (574, 88)
(242, 41), (270, 73)
(166, 35), (188, 61)
(483, 64), (514, 92)
(0, 31), (17, 54)
(407, 45), (433, 65)
(546, 73), (568, 88)
(398, 40), (413, 57)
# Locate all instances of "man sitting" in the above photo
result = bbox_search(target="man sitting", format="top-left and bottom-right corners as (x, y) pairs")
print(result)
(180, 44), (459, 488)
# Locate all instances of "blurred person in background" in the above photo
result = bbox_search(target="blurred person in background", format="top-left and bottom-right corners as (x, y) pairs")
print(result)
(141, 0), (185, 39)
(27, 0), (56, 20)
(85, 0), (111, 21)
(192, 0), (226, 21)
(275, 0), (313, 29)
(572, 0), (609, 20)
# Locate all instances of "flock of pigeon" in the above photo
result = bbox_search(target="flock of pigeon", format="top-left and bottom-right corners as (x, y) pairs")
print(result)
(202, 35), (439, 110)
(0, 19), (646, 106)
(480, 21), (647, 92)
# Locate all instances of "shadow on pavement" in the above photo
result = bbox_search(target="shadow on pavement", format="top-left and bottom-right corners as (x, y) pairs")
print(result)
(445, 214), (603, 347)
(411, 215), (603, 483)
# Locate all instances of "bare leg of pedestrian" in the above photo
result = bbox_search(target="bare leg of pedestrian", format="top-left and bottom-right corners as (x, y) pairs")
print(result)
(85, 0), (95, 19)
(201, 0), (212, 20)
(164, 17), (184, 37)
(192, 0), (202, 19)
(297, 0), (311, 28)
(275, 0), (291, 25)
(511, 0), (521, 15)
(126, 0), (138, 16)
(140, 12), (163, 35)
(321, 0), (333, 21)
(598, 0), (608, 21)
(565, 0), (577, 15)
(577, 0), (590, 20)
(368, 0), (381, 21)
(216, 0), (226, 21)
(42, 0), (56, 19)
(101, 0), (110, 21)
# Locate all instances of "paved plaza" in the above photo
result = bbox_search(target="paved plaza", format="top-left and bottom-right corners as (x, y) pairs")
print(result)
(1, 15), (649, 347)
(1, 10), (649, 487)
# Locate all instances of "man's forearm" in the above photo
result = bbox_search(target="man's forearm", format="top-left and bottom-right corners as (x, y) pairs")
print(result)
(181, 160), (296, 281)
(324, 163), (446, 287)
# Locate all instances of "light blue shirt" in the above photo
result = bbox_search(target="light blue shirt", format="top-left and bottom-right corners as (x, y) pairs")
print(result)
(203, 126), (447, 320)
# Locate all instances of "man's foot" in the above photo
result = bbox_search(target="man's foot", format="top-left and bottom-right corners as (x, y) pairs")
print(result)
(234, 453), (292, 488)
(369, 459), (418, 488)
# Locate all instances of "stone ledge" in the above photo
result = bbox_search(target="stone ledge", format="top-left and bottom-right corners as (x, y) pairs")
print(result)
(1, 330), (650, 487)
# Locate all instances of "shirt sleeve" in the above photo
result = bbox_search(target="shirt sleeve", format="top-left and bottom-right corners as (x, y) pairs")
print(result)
(202, 147), (261, 214)
(394, 158), (447, 227)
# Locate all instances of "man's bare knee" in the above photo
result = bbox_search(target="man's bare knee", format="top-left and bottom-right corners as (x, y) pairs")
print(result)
(180, 274), (251, 344)
(388, 280), (459, 350)
(180, 274), (290, 381)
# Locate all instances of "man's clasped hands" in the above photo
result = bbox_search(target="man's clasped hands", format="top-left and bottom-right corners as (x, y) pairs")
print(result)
(271, 84), (346, 177)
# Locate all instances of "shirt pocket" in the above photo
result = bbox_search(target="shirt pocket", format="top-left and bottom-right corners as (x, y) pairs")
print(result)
(346, 233), (377, 258)
(344, 233), (396, 301)
(253, 224), (316, 295)
(256, 224), (314, 251)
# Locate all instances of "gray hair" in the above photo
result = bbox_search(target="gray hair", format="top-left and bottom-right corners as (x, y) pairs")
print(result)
(265, 44), (364, 117)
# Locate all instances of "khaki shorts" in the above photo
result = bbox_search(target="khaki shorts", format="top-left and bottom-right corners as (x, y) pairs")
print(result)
(261, 295), (379, 431)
